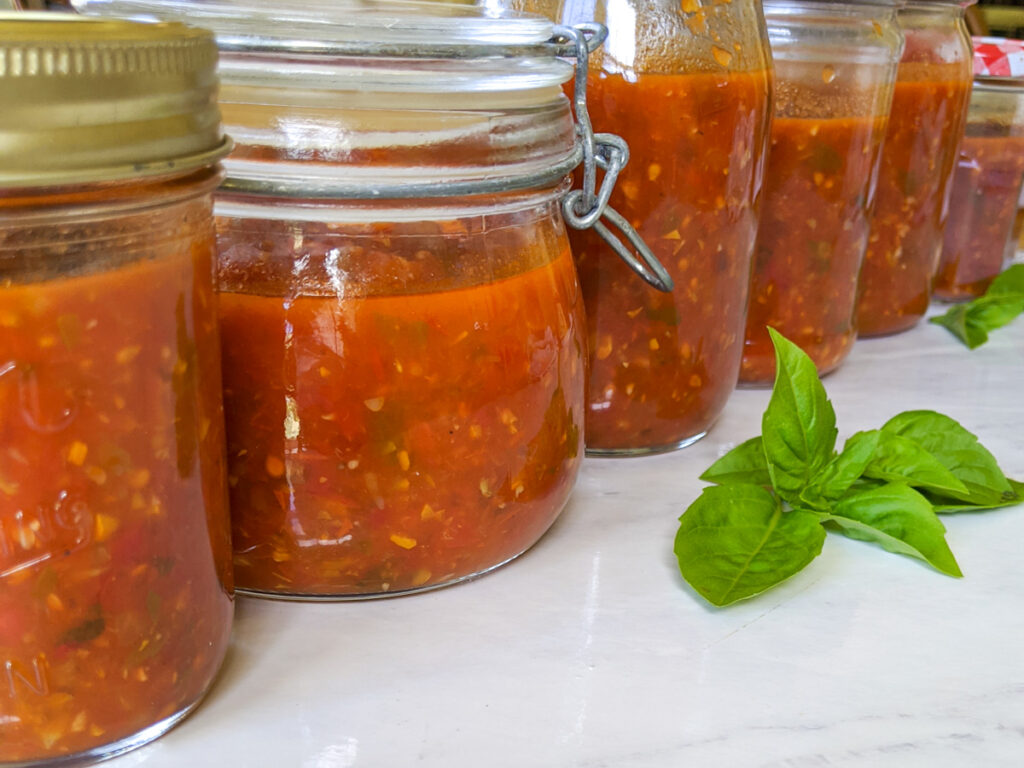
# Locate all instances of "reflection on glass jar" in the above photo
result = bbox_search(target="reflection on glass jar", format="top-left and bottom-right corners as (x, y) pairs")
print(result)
(563, 0), (773, 454)
(741, 0), (902, 384)
(936, 39), (1024, 301)
(856, 0), (974, 336)
(79, 0), (595, 598)
(0, 16), (232, 764)
(216, 195), (585, 597)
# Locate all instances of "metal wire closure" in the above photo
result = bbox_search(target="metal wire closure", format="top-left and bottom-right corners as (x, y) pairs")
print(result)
(215, 21), (673, 292)
(552, 24), (673, 293)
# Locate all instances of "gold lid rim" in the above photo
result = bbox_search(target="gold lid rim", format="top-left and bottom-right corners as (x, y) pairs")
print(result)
(0, 136), (233, 190)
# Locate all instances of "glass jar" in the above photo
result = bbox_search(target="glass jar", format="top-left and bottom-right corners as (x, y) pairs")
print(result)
(935, 37), (1024, 301)
(78, 0), (648, 598)
(740, 0), (902, 384)
(560, 0), (773, 453)
(855, 0), (974, 336)
(0, 15), (233, 765)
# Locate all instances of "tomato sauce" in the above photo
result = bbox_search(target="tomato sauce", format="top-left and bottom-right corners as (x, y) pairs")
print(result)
(856, 71), (971, 335)
(742, 115), (887, 383)
(0, 202), (232, 761)
(217, 213), (585, 596)
(569, 70), (771, 452)
(935, 134), (1024, 300)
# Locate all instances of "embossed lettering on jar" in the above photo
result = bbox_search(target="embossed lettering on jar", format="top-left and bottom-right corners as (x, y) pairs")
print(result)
(0, 15), (233, 765)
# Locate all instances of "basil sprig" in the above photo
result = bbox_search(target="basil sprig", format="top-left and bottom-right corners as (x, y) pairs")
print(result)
(674, 328), (1023, 607)
(931, 264), (1024, 349)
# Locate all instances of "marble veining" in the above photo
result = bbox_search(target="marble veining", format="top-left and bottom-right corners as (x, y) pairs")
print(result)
(107, 314), (1024, 767)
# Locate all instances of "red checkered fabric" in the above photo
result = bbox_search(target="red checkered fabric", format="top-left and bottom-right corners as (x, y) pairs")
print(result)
(973, 36), (1024, 78)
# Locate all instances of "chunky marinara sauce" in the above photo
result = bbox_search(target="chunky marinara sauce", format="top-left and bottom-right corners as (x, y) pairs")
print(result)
(0, 194), (232, 762)
(741, 115), (887, 383)
(856, 67), (971, 335)
(217, 209), (585, 597)
(935, 134), (1024, 300)
(569, 70), (771, 452)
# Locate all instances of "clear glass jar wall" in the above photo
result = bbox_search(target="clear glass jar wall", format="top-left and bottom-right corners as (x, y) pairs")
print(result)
(936, 61), (1024, 299)
(0, 173), (234, 764)
(855, 0), (974, 335)
(73, 0), (594, 598)
(740, 0), (903, 384)
(561, 0), (773, 454)
(216, 192), (584, 597)
(0, 15), (233, 763)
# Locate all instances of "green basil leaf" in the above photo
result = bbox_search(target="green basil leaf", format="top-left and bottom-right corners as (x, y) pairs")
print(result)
(699, 436), (770, 486)
(825, 483), (962, 577)
(863, 432), (970, 497)
(930, 266), (1024, 348)
(674, 484), (825, 606)
(987, 263), (1024, 295)
(881, 411), (1012, 505)
(761, 328), (838, 505)
(929, 303), (989, 349)
(926, 478), (1024, 513)
(806, 429), (881, 504)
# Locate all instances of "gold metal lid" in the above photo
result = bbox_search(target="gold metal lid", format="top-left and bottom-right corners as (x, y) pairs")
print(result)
(0, 12), (230, 188)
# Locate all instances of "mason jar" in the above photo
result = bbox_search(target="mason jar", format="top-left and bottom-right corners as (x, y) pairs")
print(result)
(76, 0), (662, 598)
(0, 14), (233, 765)
(740, 0), (903, 384)
(560, 0), (773, 454)
(856, 0), (974, 335)
(935, 37), (1024, 300)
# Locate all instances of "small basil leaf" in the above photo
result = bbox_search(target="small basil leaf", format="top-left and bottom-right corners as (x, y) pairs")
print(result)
(926, 478), (1024, 513)
(826, 483), (962, 577)
(929, 303), (989, 349)
(674, 484), (825, 606)
(930, 265), (1024, 348)
(808, 429), (881, 503)
(987, 263), (1024, 295)
(863, 432), (970, 497)
(882, 411), (1012, 505)
(700, 436), (770, 486)
(761, 328), (838, 505)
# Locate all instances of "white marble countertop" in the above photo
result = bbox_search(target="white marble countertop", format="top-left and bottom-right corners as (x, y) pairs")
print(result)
(108, 314), (1024, 768)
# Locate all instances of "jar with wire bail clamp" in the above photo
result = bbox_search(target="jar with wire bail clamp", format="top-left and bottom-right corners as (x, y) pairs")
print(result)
(76, 0), (670, 599)
(558, 0), (774, 455)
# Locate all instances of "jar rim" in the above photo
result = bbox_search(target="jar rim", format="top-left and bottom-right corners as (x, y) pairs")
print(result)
(73, 0), (555, 55)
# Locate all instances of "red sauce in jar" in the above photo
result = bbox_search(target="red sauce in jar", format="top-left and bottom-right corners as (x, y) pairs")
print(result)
(569, 70), (771, 452)
(856, 72), (971, 335)
(935, 134), (1024, 300)
(742, 115), (887, 383)
(0, 203), (232, 761)
(217, 216), (584, 596)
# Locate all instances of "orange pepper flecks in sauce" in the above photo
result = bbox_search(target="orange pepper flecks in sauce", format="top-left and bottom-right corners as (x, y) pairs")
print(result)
(935, 134), (1024, 300)
(570, 70), (771, 451)
(742, 115), (887, 383)
(0, 202), (232, 762)
(217, 213), (585, 596)
(856, 72), (971, 335)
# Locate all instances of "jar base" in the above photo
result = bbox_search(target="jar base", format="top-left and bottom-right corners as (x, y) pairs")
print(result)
(5, 696), (205, 768)
(584, 430), (709, 458)
(235, 542), (540, 602)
